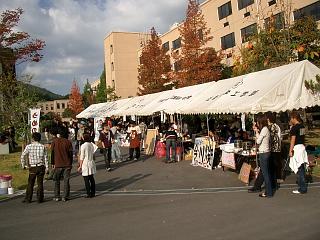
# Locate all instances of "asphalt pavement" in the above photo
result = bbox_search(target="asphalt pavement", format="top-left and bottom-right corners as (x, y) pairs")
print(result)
(1, 150), (320, 240)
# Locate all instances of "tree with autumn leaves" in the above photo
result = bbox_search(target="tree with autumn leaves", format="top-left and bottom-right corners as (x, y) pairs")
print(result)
(68, 80), (84, 118)
(175, 0), (222, 87)
(0, 8), (45, 141)
(0, 8), (45, 66)
(138, 27), (171, 95)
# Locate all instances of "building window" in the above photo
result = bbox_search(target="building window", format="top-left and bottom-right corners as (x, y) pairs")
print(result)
(218, 1), (232, 20)
(111, 62), (114, 71)
(61, 103), (65, 109)
(112, 80), (115, 88)
(221, 32), (235, 50)
(172, 38), (181, 50)
(268, 0), (276, 6)
(265, 12), (285, 30)
(238, 0), (254, 10)
(241, 23), (257, 43)
(51, 105), (53, 110)
(56, 103), (60, 109)
(244, 11), (250, 17)
(110, 44), (113, 54)
(45, 105), (48, 110)
(293, 1), (320, 21)
(162, 41), (169, 52)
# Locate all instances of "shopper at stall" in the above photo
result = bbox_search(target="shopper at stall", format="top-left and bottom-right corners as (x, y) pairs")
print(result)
(78, 133), (96, 198)
(289, 111), (308, 194)
(267, 112), (282, 189)
(99, 123), (114, 171)
(127, 121), (141, 161)
(21, 132), (48, 203)
(164, 125), (178, 163)
(253, 116), (272, 198)
(111, 124), (122, 162)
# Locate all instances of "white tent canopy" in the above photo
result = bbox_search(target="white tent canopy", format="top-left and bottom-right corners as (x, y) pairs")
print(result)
(77, 60), (320, 118)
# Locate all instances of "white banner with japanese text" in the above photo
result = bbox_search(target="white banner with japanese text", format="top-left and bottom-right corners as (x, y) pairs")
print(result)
(30, 108), (41, 133)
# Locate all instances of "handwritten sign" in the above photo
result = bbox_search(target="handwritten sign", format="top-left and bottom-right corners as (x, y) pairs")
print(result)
(221, 151), (236, 170)
(192, 137), (215, 170)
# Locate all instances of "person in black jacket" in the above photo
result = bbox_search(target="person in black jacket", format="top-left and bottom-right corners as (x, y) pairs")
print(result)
(164, 125), (178, 163)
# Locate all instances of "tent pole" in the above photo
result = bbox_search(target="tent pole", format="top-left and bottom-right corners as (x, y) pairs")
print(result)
(207, 114), (209, 136)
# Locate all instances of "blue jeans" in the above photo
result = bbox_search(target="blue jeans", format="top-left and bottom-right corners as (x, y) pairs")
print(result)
(259, 152), (272, 197)
(297, 164), (307, 193)
(166, 139), (176, 161)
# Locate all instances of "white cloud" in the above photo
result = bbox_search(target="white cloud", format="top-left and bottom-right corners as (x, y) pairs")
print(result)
(0, 0), (200, 95)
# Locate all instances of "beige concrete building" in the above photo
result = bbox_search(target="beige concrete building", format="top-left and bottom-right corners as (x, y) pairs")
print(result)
(37, 99), (70, 116)
(104, 32), (150, 99)
(90, 79), (100, 95)
(104, 0), (320, 97)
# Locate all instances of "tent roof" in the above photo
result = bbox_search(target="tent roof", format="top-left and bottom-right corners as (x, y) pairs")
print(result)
(76, 60), (320, 118)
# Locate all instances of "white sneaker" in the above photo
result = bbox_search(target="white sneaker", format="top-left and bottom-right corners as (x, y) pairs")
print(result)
(292, 190), (301, 194)
(106, 168), (111, 172)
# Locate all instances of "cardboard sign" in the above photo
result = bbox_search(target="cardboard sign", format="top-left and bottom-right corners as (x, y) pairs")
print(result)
(144, 129), (157, 155)
(238, 162), (251, 184)
(221, 151), (236, 170)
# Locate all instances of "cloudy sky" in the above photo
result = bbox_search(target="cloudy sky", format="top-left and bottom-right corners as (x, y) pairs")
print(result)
(0, 0), (205, 95)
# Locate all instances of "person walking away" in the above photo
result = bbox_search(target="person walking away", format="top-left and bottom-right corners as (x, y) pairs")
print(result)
(253, 116), (273, 198)
(99, 124), (114, 171)
(139, 121), (147, 150)
(111, 124), (122, 162)
(127, 122), (141, 161)
(78, 134), (97, 198)
(267, 112), (282, 189)
(51, 130), (73, 202)
(289, 111), (309, 194)
(164, 125), (178, 163)
(21, 132), (48, 203)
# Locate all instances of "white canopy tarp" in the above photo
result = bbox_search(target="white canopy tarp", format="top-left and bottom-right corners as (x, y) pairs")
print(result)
(77, 60), (320, 118)
(203, 60), (320, 114)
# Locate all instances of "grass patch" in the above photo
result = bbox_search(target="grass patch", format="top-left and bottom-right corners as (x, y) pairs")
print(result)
(0, 151), (28, 190)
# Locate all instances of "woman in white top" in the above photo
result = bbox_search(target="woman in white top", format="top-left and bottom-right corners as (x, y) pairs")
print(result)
(253, 115), (272, 198)
(78, 133), (97, 198)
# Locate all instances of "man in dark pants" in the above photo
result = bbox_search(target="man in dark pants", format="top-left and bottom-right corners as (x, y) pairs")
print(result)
(21, 132), (48, 203)
(164, 125), (178, 163)
(51, 130), (73, 201)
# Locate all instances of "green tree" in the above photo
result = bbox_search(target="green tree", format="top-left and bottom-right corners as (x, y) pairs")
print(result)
(106, 85), (120, 102)
(0, 74), (39, 143)
(138, 27), (172, 95)
(96, 68), (107, 103)
(62, 108), (74, 118)
(82, 79), (94, 108)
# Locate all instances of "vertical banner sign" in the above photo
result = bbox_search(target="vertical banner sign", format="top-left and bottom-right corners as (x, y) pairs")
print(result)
(30, 108), (41, 133)
(192, 137), (215, 170)
(241, 113), (246, 131)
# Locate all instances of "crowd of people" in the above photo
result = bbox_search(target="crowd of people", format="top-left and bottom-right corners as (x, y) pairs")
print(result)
(19, 110), (310, 203)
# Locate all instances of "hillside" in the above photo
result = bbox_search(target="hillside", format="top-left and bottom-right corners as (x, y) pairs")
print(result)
(25, 83), (65, 101)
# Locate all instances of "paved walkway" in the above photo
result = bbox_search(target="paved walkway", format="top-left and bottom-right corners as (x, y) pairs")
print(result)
(1, 151), (320, 240)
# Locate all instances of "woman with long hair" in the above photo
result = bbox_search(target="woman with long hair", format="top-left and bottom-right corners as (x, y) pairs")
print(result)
(253, 115), (273, 198)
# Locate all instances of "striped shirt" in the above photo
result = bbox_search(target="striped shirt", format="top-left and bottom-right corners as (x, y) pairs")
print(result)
(21, 142), (48, 169)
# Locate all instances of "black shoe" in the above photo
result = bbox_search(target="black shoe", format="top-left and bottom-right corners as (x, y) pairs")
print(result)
(248, 188), (261, 193)
(22, 199), (31, 203)
(62, 197), (69, 202)
(84, 195), (91, 198)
